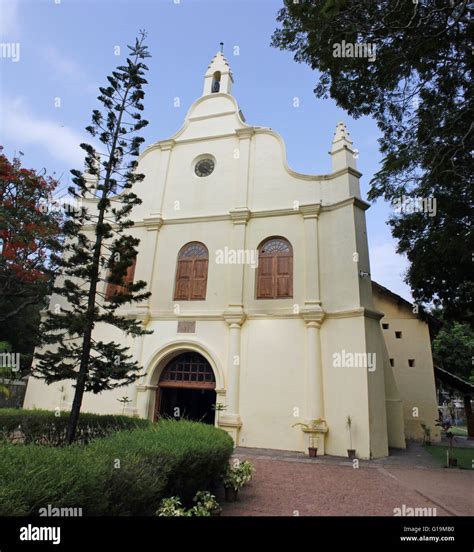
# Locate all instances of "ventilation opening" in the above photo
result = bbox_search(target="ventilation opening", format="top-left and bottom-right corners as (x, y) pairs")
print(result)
(408, 359), (415, 367)
(382, 323), (389, 330)
(395, 331), (402, 339)
(389, 359), (394, 367)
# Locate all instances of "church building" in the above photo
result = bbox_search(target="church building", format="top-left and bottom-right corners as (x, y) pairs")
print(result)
(24, 50), (440, 458)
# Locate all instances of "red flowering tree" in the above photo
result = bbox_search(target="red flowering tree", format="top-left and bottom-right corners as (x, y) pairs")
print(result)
(0, 147), (63, 328)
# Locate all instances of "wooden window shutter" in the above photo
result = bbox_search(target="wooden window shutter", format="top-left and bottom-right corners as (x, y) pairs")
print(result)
(191, 258), (208, 299)
(275, 254), (292, 298)
(105, 256), (136, 300)
(257, 256), (274, 298)
(257, 237), (293, 299)
(173, 242), (209, 301)
(174, 259), (192, 300)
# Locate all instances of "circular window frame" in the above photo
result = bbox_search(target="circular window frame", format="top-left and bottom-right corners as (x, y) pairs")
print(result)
(192, 154), (216, 178)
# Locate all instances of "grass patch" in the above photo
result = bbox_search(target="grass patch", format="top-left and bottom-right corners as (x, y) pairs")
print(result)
(425, 445), (473, 469)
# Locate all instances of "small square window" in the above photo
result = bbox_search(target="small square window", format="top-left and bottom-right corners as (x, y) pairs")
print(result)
(389, 359), (394, 367)
(395, 331), (402, 339)
(408, 359), (415, 367)
(382, 323), (389, 330)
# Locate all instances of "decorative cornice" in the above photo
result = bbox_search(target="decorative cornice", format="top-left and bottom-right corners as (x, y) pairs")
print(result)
(149, 311), (225, 321)
(136, 384), (157, 391)
(157, 139), (175, 151)
(250, 208), (299, 219)
(143, 214), (163, 231)
(299, 203), (322, 219)
(113, 308), (151, 321)
(229, 208), (251, 225)
(302, 307), (326, 327)
(331, 165), (362, 179)
(321, 196), (370, 213)
(325, 307), (384, 321)
(223, 308), (246, 327)
(235, 127), (255, 139)
(137, 307), (383, 323)
(330, 143), (356, 156)
(188, 111), (238, 123)
(163, 214), (230, 225)
(246, 312), (302, 320)
(81, 199), (370, 233)
(218, 414), (242, 429)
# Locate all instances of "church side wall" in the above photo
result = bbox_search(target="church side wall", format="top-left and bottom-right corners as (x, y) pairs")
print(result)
(373, 294), (441, 442)
(320, 316), (372, 458)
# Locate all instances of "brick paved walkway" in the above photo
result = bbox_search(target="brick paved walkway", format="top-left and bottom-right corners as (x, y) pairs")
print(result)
(219, 444), (473, 516)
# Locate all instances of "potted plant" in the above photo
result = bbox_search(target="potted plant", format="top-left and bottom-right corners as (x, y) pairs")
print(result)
(156, 496), (188, 517)
(190, 491), (221, 516)
(436, 418), (457, 467)
(222, 460), (255, 502)
(156, 492), (221, 516)
(346, 415), (356, 458)
(420, 422), (432, 446)
(307, 432), (319, 457)
(292, 418), (326, 457)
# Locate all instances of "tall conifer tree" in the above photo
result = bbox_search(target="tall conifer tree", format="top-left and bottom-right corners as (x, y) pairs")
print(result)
(35, 32), (152, 443)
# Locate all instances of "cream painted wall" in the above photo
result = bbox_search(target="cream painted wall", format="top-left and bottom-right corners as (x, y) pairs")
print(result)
(238, 319), (306, 451)
(24, 52), (409, 458)
(373, 291), (441, 442)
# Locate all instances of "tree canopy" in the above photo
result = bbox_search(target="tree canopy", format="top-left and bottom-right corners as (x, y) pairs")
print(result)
(272, 0), (473, 324)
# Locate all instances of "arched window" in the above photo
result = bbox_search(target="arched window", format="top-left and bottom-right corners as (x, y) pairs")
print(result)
(159, 352), (216, 389)
(211, 71), (221, 93)
(174, 242), (209, 300)
(105, 256), (137, 300)
(256, 237), (293, 299)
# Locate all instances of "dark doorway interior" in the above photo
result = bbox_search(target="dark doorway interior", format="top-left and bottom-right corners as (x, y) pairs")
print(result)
(156, 352), (217, 424)
(159, 387), (216, 424)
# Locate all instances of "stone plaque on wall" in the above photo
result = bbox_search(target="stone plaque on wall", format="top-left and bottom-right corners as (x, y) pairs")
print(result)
(177, 320), (196, 334)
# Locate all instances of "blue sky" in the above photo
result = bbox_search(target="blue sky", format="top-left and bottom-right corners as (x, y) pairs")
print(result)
(0, 0), (411, 299)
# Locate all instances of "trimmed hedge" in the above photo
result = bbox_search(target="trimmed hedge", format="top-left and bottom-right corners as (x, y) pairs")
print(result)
(0, 409), (151, 445)
(0, 419), (234, 516)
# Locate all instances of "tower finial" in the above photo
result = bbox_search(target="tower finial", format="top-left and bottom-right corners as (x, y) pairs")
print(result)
(203, 47), (234, 96)
(330, 121), (357, 172)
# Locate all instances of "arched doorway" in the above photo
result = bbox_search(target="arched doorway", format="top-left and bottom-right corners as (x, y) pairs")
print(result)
(155, 352), (216, 424)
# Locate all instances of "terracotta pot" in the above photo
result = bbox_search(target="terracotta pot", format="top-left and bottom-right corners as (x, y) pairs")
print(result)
(308, 447), (318, 457)
(347, 449), (356, 459)
(224, 487), (238, 502)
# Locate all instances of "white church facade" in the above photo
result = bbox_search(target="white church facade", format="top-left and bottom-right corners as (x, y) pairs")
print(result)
(24, 51), (440, 458)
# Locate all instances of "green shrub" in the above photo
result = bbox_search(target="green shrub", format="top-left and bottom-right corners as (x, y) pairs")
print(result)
(0, 443), (108, 516)
(0, 419), (233, 516)
(88, 420), (233, 513)
(0, 408), (151, 445)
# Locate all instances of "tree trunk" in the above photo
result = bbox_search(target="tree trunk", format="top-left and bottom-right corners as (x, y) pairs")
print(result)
(464, 394), (474, 440)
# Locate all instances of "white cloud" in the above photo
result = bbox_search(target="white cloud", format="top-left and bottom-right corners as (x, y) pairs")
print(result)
(0, 96), (86, 166)
(42, 46), (84, 79)
(0, 0), (19, 37)
(41, 46), (98, 93)
(370, 241), (413, 301)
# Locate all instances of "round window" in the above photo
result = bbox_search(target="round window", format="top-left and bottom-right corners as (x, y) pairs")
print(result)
(194, 158), (215, 177)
